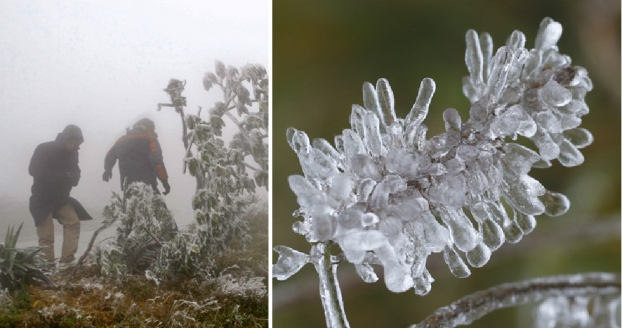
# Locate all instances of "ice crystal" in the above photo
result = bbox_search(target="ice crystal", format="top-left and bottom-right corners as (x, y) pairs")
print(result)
(274, 17), (593, 296)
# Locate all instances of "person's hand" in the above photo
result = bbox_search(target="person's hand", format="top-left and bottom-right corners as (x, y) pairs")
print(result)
(162, 180), (171, 195)
(102, 170), (112, 182)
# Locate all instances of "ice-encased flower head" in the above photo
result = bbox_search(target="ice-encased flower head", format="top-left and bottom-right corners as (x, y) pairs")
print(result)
(274, 17), (593, 295)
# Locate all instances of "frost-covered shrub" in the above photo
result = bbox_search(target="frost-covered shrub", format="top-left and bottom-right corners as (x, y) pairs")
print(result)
(99, 182), (177, 283)
(183, 61), (268, 268)
(273, 17), (613, 328)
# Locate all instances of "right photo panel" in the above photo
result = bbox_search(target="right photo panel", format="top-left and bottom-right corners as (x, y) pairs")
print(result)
(272, 1), (621, 327)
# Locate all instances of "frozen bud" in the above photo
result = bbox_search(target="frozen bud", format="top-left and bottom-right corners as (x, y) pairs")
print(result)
(341, 230), (388, 251)
(444, 157), (466, 173)
(502, 176), (546, 215)
(355, 263), (379, 283)
(456, 144), (479, 162)
(328, 173), (353, 202)
(286, 127), (311, 155)
(361, 212), (380, 227)
(363, 111), (384, 156)
(469, 102), (489, 121)
(342, 129), (366, 160)
(312, 205), (337, 241)
(539, 80), (572, 107)
(370, 182), (389, 211)
(338, 207), (364, 230)
(443, 108), (462, 131)
(303, 148), (338, 178)
(534, 131), (561, 161)
(350, 154), (382, 180)
(357, 178), (377, 202)
(535, 111), (562, 134)
(312, 138), (344, 167)
(502, 143), (540, 179)
(379, 217), (403, 237)
(386, 148), (420, 177)
(375, 244), (414, 293)
(288, 175), (325, 208)
(383, 175), (407, 194)
(413, 269), (434, 296)
(535, 18), (563, 50)
(540, 190), (570, 217)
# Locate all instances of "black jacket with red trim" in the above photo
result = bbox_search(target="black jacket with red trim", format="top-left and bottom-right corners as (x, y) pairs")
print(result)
(104, 128), (169, 191)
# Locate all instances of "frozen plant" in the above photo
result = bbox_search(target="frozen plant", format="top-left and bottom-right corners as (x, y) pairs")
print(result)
(274, 18), (617, 327)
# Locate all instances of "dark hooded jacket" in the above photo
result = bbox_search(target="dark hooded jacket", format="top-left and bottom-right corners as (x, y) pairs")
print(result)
(104, 127), (168, 192)
(29, 125), (93, 226)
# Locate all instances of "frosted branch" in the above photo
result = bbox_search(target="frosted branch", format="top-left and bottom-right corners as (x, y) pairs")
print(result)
(410, 273), (620, 328)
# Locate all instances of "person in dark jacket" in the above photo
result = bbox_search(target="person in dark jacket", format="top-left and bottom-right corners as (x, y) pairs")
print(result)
(29, 124), (93, 270)
(103, 118), (171, 195)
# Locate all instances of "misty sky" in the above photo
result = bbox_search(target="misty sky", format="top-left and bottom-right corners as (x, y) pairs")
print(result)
(0, 1), (270, 228)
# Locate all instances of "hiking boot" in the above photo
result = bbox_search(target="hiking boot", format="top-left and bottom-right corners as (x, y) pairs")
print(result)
(58, 260), (77, 271)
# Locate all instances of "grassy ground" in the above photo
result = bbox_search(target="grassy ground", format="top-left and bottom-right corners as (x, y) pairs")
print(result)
(0, 209), (268, 328)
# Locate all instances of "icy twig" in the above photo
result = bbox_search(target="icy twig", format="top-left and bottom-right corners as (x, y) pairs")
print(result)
(410, 272), (620, 328)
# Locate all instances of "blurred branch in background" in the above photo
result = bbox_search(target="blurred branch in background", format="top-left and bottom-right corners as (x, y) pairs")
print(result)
(273, 214), (621, 309)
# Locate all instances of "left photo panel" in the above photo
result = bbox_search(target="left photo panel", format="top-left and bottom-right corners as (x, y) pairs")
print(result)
(0, 1), (270, 326)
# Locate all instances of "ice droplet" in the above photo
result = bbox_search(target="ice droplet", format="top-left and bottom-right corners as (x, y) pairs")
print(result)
(443, 245), (471, 278)
(375, 244), (414, 293)
(342, 129), (366, 160)
(273, 245), (310, 280)
(539, 80), (572, 107)
(355, 263), (379, 283)
(376, 78), (397, 127)
(466, 241), (491, 268)
(438, 206), (479, 252)
(502, 177), (546, 216)
(540, 190), (570, 217)
(406, 78), (435, 128)
(558, 139), (584, 167)
(535, 18), (563, 50)
(286, 127), (311, 155)
(563, 128), (593, 149)
(471, 203), (505, 251)
(413, 269), (434, 296)
(363, 111), (384, 156)
(465, 29), (484, 85)
(515, 212), (537, 234)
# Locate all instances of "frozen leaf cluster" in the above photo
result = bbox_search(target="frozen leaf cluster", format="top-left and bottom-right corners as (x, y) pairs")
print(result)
(275, 18), (593, 295)
(181, 61), (268, 273)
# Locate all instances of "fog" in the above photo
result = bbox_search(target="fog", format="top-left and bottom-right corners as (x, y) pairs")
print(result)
(0, 0), (270, 242)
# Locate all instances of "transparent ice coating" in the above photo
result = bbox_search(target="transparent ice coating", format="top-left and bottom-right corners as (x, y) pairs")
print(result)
(411, 273), (620, 328)
(275, 17), (593, 297)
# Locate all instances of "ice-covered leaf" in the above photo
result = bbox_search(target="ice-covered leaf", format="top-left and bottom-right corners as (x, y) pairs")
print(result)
(273, 246), (310, 281)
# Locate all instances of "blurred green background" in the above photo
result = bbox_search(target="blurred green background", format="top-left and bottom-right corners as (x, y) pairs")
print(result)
(273, 0), (620, 327)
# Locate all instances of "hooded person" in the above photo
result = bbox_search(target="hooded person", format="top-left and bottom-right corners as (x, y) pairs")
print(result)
(102, 118), (171, 195)
(29, 124), (93, 270)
